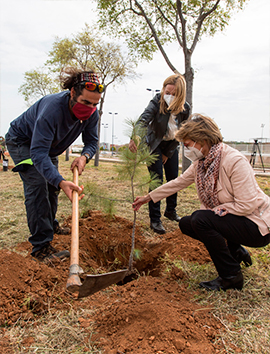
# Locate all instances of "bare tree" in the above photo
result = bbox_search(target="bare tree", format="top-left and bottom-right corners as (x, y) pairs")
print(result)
(95, 0), (248, 170)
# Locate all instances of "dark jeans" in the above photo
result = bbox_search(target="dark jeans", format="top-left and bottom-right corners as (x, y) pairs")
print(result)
(179, 210), (270, 278)
(148, 145), (179, 223)
(6, 137), (60, 253)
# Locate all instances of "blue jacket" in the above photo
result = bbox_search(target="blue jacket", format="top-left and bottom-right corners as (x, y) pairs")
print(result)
(6, 91), (99, 188)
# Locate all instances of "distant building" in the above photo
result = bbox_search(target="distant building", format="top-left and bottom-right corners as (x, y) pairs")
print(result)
(71, 145), (83, 153)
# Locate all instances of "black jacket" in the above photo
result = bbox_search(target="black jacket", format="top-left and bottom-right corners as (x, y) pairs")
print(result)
(138, 93), (190, 158)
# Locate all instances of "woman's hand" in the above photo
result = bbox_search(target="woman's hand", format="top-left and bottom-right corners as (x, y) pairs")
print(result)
(59, 180), (85, 202)
(132, 194), (152, 211)
(213, 207), (228, 217)
(162, 154), (168, 165)
(129, 139), (137, 153)
(71, 156), (87, 175)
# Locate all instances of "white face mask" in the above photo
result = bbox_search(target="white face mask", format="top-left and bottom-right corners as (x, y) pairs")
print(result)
(163, 94), (174, 107)
(184, 142), (204, 162)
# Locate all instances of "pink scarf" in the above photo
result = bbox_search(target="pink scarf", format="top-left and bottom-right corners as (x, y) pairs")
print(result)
(196, 143), (223, 209)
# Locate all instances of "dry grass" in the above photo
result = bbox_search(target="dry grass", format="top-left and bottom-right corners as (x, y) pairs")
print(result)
(1, 155), (270, 353)
(165, 251), (270, 353)
(8, 309), (103, 354)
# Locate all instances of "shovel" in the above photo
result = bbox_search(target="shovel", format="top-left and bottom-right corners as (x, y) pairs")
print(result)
(66, 166), (129, 298)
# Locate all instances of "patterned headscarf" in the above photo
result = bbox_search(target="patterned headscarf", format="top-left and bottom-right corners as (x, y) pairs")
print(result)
(196, 143), (223, 209)
(75, 72), (101, 85)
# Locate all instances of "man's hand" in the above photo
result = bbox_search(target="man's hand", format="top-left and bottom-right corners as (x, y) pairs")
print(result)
(59, 180), (85, 202)
(70, 156), (87, 175)
(132, 194), (152, 211)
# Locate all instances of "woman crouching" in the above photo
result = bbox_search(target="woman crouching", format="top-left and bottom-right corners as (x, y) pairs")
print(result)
(132, 114), (270, 291)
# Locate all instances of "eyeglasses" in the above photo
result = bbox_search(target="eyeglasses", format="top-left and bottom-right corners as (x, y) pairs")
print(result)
(84, 82), (105, 93)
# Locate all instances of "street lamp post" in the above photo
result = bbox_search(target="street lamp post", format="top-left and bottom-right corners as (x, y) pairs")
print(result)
(102, 123), (108, 149)
(261, 124), (265, 140)
(109, 112), (118, 155)
(146, 88), (160, 97)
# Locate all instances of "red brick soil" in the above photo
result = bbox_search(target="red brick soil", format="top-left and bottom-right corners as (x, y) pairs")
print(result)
(0, 210), (230, 353)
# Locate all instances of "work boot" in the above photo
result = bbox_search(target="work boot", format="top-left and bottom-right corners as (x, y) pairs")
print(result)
(54, 224), (71, 235)
(31, 242), (70, 262)
(164, 210), (181, 222)
(150, 221), (166, 234)
(199, 271), (243, 291)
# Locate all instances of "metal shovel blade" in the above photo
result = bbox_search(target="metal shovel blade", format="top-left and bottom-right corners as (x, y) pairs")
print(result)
(77, 269), (128, 298)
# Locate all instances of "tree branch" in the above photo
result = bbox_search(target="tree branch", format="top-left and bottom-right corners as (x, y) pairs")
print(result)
(129, 0), (141, 16)
(176, 0), (188, 55)
(133, 0), (178, 73)
(190, 0), (221, 54)
(153, 0), (183, 48)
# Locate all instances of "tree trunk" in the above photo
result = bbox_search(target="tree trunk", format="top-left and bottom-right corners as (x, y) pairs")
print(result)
(182, 52), (194, 172)
(184, 53), (194, 112)
(65, 148), (69, 161)
(94, 141), (100, 166)
(94, 93), (105, 167)
(94, 114), (102, 167)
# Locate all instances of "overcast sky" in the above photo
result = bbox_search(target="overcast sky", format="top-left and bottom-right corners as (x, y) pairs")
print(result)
(0, 0), (269, 146)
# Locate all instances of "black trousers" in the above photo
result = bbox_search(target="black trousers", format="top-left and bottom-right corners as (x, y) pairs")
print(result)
(148, 145), (179, 223)
(6, 138), (60, 253)
(179, 210), (270, 278)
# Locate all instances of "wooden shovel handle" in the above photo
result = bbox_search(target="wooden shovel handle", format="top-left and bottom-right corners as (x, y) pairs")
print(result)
(66, 166), (82, 292)
(70, 166), (79, 266)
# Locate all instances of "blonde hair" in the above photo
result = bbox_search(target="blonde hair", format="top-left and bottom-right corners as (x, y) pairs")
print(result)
(175, 113), (223, 146)
(160, 74), (186, 115)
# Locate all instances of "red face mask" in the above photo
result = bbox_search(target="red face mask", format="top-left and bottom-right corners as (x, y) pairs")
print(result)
(72, 102), (96, 121)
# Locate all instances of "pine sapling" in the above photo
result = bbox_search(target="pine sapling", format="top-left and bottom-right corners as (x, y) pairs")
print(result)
(116, 118), (160, 272)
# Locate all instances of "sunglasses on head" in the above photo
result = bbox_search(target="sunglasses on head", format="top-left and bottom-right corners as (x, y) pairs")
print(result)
(83, 82), (105, 93)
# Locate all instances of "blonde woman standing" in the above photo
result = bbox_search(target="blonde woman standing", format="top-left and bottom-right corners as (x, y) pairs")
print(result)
(129, 74), (190, 234)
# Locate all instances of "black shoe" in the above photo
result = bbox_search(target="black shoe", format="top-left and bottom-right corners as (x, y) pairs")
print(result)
(164, 210), (181, 222)
(54, 225), (71, 235)
(233, 246), (252, 267)
(32, 243), (70, 262)
(199, 271), (243, 291)
(150, 221), (166, 234)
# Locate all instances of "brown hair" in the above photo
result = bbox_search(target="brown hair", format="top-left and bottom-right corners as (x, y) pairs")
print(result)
(160, 74), (186, 115)
(175, 113), (223, 146)
(59, 67), (95, 96)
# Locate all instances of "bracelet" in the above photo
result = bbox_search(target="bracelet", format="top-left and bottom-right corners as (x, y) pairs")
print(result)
(82, 153), (90, 163)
